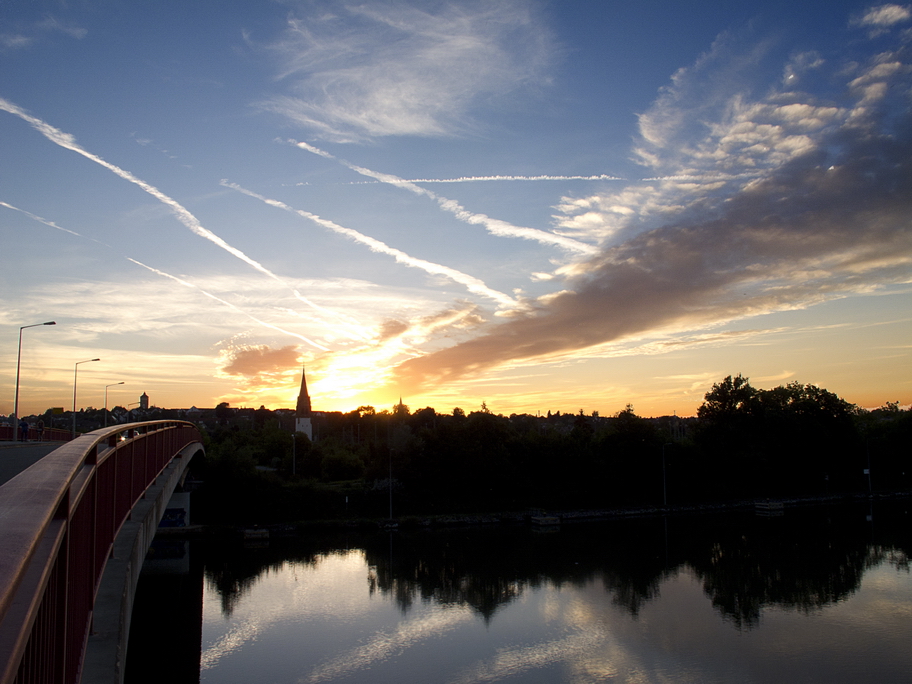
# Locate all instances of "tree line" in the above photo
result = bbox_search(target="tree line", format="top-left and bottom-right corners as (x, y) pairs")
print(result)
(195, 376), (910, 523)
(203, 500), (910, 627)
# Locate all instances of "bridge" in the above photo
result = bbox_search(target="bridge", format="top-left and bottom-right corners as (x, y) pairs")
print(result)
(0, 421), (204, 684)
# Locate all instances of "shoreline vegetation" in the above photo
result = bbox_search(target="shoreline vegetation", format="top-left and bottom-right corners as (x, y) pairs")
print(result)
(185, 375), (909, 529)
(167, 490), (912, 537)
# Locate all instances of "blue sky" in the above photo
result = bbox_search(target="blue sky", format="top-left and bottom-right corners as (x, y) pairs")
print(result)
(2, 0), (910, 417)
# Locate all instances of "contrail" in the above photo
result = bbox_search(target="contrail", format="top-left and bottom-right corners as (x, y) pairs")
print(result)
(402, 173), (625, 183)
(291, 140), (598, 256)
(222, 181), (520, 309)
(0, 98), (285, 279)
(0, 97), (348, 330)
(320, 173), (742, 186)
(1, 198), (331, 351)
(1, 200), (106, 243)
(126, 259), (331, 351)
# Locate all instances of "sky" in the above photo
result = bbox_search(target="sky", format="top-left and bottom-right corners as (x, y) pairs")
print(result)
(2, 0), (911, 419)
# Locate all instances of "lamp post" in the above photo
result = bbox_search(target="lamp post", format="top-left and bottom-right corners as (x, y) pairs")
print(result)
(126, 402), (140, 423)
(73, 358), (100, 438)
(104, 382), (124, 427)
(662, 442), (673, 507)
(13, 321), (56, 441)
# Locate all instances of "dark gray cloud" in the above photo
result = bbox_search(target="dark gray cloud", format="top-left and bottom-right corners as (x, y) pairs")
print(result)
(392, 107), (912, 393)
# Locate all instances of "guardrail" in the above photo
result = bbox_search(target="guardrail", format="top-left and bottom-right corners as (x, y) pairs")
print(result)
(0, 426), (73, 442)
(0, 421), (202, 684)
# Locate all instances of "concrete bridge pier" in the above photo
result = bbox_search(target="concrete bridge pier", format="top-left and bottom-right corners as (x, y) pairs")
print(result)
(123, 537), (204, 682)
(80, 442), (203, 684)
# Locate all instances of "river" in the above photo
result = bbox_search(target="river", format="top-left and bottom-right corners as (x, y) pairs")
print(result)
(125, 500), (911, 683)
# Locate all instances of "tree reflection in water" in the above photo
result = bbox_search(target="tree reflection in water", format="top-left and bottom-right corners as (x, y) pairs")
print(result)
(202, 501), (910, 629)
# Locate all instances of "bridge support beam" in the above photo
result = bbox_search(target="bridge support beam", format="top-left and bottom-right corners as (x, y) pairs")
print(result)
(80, 442), (203, 684)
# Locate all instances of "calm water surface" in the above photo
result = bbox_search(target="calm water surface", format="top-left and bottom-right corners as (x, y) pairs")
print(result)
(127, 502), (911, 684)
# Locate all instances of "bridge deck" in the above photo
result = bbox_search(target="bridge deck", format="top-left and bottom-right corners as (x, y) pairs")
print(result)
(0, 442), (68, 487)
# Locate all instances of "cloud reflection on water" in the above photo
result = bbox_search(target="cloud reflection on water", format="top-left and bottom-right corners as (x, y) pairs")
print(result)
(304, 608), (474, 683)
(196, 508), (912, 683)
(446, 624), (609, 684)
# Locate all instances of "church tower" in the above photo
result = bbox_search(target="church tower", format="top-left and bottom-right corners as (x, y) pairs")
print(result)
(295, 364), (313, 440)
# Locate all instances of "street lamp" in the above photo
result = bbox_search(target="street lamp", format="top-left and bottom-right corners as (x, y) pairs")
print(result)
(104, 382), (124, 427)
(73, 358), (100, 438)
(125, 401), (141, 424)
(662, 443), (673, 507)
(13, 321), (56, 441)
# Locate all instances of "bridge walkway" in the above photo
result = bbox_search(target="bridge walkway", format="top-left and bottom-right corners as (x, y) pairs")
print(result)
(0, 442), (68, 487)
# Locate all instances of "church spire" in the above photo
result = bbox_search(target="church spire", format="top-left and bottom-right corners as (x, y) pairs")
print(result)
(295, 364), (314, 440)
(296, 364), (312, 417)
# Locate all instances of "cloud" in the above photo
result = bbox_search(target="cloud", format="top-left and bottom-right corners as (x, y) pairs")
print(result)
(36, 15), (88, 40)
(377, 319), (410, 342)
(127, 259), (332, 351)
(389, 27), (912, 394)
(1, 198), (335, 350)
(381, 302), (486, 346)
(782, 51), (825, 87)
(279, 301), (491, 406)
(219, 344), (301, 380)
(632, 32), (854, 181)
(633, 30), (779, 173)
(851, 4), (912, 37)
(557, 19), (912, 248)
(1, 14), (86, 50)
(1, 34), (32, 49)
(3, 199), (490, 410)
(258, 0), (554, 141)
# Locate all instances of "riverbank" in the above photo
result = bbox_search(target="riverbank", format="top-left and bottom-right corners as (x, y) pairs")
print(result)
(171, 489), (911, 538)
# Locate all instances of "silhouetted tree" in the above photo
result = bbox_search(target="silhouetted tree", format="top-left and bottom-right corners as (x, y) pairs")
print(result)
(215, 402), (231, 426)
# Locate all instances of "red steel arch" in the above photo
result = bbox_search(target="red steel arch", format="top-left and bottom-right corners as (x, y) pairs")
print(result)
(0, 421), (203, 684)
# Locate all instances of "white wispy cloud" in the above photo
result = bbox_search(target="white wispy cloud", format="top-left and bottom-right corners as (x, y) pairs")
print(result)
(221, 180), (519, 309)
(851, 3), (912, 36)
(126, 259), (330, 351)
(556, 16), (911, 246)
(1, 34), (31, 49)
(292, 140), (598, 255)
(36, 15), (87, 40)
(2, 198), (333, 350)
(258, 0), (554, 141)
(0, 14), (86, 50)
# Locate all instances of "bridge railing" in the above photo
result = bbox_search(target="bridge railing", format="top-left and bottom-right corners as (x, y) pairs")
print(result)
(0, 425), (73, 442)
(0, 420), (202, 684)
